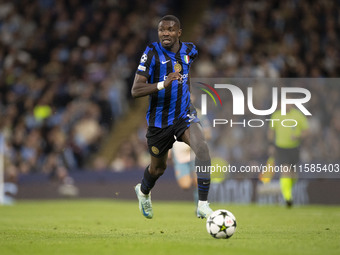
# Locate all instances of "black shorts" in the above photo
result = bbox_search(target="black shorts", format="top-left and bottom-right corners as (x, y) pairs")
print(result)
(146, 115), (199, 158)
(275, 146), (300, 166)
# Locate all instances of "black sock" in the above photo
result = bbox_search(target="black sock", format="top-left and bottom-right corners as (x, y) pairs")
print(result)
(195, 158), (211, 201)
(141, 166), (160, 195)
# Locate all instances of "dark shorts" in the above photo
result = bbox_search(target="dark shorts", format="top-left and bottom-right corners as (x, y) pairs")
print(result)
(275, 146), (300, 166)
(146, 114), (200, 158)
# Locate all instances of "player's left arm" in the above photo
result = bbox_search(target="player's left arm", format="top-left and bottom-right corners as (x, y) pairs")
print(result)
(299, 128), (309, 140)
(187, 43), (198, 94)
(291, 116), (309, 144)
(187, 72), (192, 94)
(300, 114), (309, 138)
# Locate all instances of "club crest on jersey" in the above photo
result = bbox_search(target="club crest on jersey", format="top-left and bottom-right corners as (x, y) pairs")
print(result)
(174, 62), (182, 72)
(184, 55), (190, 64)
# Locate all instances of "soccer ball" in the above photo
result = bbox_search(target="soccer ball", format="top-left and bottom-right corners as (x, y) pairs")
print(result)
(206, 209), (237, 239)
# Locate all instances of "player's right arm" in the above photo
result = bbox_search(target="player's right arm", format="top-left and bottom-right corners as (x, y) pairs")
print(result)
(131, 72), (182, 98)
(131, 45), (182, 98)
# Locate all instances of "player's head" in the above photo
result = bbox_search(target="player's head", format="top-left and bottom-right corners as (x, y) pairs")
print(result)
(158, 15), (182, 50)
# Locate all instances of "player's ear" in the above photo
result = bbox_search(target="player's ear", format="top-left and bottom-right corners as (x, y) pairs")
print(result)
(178, 28), (182, 37)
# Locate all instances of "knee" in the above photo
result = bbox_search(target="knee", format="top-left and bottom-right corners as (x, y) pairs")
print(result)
(149, 163), (167, 177)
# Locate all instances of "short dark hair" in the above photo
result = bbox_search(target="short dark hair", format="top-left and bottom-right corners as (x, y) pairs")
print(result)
(159, 15), (181, 28)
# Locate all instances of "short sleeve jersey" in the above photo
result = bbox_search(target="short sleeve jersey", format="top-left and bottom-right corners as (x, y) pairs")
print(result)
(136, 42), (198, 128)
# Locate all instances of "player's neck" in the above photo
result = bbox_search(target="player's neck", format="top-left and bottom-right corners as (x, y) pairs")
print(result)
(164, 41), (180, 53)
(171, 41), (180, 53)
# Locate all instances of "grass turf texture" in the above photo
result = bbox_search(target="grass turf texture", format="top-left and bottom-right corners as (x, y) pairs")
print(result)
(1, 200), (340, 255)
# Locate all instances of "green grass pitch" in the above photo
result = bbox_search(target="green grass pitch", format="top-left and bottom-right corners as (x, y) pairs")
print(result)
(1, 200), (340, 255)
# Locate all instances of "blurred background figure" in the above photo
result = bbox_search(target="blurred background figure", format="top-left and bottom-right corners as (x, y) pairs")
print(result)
(268, 104), (309, 207)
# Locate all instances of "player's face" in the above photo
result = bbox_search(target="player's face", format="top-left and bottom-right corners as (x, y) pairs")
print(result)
(158, 20), (181, 49)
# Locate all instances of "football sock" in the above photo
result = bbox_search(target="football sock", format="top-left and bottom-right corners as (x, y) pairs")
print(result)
(280, 177), (295, 202)
(196, 158), (211, 201)
(141, 166), (161, 195)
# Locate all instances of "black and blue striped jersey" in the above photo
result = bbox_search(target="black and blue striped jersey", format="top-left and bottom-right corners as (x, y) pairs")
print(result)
(136, 41), (198, 128)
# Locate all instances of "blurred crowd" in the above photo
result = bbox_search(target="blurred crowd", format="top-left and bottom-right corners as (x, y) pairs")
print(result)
(195, 80), (340, 166)
(191, 0), (339, 78)
(112, 0), (340, 171)
(0, 0), (339, 178)
(0, 0), (179, 181)
(188, 0), (340, 166)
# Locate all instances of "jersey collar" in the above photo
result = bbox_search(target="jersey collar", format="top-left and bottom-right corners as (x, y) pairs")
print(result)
(159, 41), (182, 56)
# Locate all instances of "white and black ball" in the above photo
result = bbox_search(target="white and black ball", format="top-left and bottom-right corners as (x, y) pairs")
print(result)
(206, 209), (237, 239)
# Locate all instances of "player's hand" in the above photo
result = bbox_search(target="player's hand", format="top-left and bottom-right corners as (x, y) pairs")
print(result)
(164, 71), (182, 88)
(291, 134), (300, 142)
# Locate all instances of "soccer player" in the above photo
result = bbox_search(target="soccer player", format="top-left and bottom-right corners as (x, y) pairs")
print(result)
(131, 15), (213, 219)
(268, 104), (309, 207)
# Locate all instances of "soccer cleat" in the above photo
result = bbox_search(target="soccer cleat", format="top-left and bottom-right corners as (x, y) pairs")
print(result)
(286, 200), (293, 208)
(134, 183), (153, 219)
(197, 202), (213, 219)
